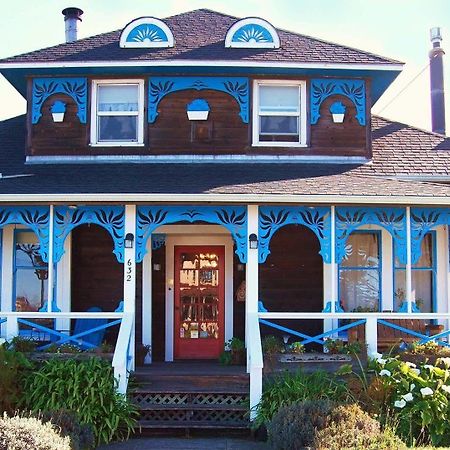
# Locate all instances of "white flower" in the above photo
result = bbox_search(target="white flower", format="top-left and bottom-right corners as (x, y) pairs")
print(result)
(405, 361), (416, 368)
(441, 385), (450, 394)
(410, 368), (421, 376)
(379, 369), (391, 377)
(420, 387), (434, 397)
(440, 357), (450, 368)
(377, 357), (387, 366)
(394, 399), (406, 408)
(402, 392), (414, 402)
(410, 383), (416, 391)
(424, 364), (434, 371)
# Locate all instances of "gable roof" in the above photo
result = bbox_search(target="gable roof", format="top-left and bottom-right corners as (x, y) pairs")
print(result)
(0, 9), (401, 66)
(1, 115), (450, 202)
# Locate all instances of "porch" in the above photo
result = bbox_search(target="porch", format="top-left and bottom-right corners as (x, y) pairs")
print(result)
(1, 203), (450, 423)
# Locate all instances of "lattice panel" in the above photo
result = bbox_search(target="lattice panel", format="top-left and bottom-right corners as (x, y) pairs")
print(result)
(140, 410), (190, 422)
(132, 392), (189, 406)
(192, 409), (247, 423)
(192, 393), (248, 406)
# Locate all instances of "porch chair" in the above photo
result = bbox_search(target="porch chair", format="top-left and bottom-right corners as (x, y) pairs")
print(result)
(72, 306), (108, 349)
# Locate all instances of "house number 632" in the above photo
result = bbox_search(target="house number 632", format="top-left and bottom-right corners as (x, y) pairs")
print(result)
(126, 258), (133, 282)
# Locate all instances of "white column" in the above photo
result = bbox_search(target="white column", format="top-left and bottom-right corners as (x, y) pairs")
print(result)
(123, 205), (136, 369)
(330, 205), (337, 313)
(142, 239), (152, 363)
(365, 316), (378, 358)
(406, 207), (413, 314)
(1, 226), (14, 338)
(47, 205), (55, 312)
(246, 205), (259, 369)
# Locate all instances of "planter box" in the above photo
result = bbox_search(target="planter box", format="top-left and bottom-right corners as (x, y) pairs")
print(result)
(28, 352), (114, 363)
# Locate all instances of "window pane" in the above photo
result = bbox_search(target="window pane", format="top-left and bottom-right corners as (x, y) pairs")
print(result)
(394, 270), (433, 312)
(259, 86), (299, 113)
(341, 233), (379, 268)
(98, 85), (138, 112)
(15, 232), (45, 267)
(260, 116), (298, 135)
(98, 116), (137, 142)
(339, 270), (380, 311)
(15, 269), (48, 312)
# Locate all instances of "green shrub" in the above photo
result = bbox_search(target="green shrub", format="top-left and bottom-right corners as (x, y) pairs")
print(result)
(7, 336), (37, 353)
(262, 335), (283, 355)
(38, 410), (95, 450)
(267, 400), (333, 449)
(0, 413), (71, 450)
(314, 404), (406, 450)
(22, 357), (137, 446)
(0, 342), (33, 413)
(253, 370), (352, 428)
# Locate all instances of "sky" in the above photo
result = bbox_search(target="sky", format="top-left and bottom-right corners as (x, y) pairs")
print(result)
(0, 0), (449, 134)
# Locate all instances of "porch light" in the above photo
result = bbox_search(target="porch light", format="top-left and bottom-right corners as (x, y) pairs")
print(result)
(186, 99), (210, 121)
(124, 233), (134, 249)
(329, 101), (346, 123)
(249, 233), (258, 249)
(51, 100), (67, 122)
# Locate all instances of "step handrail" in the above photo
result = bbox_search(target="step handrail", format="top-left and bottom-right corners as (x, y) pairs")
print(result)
(247, 312), (263, 420)
(112, 312), (134, 394)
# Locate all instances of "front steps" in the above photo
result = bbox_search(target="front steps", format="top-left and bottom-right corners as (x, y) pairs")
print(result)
(129, 364), (250, 430)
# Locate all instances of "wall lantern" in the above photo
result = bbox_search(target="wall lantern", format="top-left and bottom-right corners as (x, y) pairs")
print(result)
(51, 100), (67, 122)
(249, 233), (258, 249)
(124, 233), (134, 249)
(329, 101), (346, 123)
(186, 99), (210, 121)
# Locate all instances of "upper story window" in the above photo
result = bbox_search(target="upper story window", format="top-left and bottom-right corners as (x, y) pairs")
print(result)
(90, 80), (144, 146)
(252, 81), (307, 147)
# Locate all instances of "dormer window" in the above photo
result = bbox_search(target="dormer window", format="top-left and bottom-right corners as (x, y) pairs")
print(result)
(252, 80), (307, 147)
(90, 80), (144, 146)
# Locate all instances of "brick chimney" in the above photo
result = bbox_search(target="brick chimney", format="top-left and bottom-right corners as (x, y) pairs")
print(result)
(62, 7), (83, 43)
(429, 27), (446, 135)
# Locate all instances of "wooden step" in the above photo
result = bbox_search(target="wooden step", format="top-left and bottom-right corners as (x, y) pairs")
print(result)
(137, 404), (248, 412)
(131, 384), (249, 394)
(138, 420), (249, 430)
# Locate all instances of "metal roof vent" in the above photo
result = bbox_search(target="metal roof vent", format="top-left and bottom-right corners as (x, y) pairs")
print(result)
(62, 7), (83, 43)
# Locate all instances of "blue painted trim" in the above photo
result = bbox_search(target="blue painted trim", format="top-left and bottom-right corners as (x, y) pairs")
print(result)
(32, 78), (87, 124)
(148, 77), (249, 123)
(311, 78), (366, 125)
(151, 234), (166, 250)
(54, 206), (125, 263)
(420, 328), (450, 347)
(259, 206), (331, 263)
(335, 207), (407, 264)
(136, 205), (247, 263)
(126, 23), (168, 43)
(329, 101), (346, 114)
(322, 301), (344, 313)
(230, 23), (274, 44)
(397, 302), (421, 313)
(0, 318), (6, 325)
(259, 319), (319, 343)
(187, 99), (210, 112)
(39, 300), (61, 313)
(0, 207), (50, 261)
(338, 230), (382, 311)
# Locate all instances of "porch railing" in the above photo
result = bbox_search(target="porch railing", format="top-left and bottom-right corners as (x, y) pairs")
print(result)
(0, 311), (133, 393)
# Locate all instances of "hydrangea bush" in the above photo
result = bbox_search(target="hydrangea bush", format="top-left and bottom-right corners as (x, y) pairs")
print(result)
(372, 354), (450, 446)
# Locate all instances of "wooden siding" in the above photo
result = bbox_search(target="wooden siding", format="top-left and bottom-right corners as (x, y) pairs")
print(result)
(27, 76), (370, 158)
(259, 224), (324, 342)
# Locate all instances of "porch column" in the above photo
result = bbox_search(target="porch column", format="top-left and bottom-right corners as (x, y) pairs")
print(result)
(123, 205), (137, 369)
(406, 207), (413, 313)
(47, 204), (55, 312)
(330, 205), (337, 313)
(142, 240), (152, 363)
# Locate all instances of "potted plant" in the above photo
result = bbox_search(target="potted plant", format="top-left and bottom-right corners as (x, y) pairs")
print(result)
(329, 101), (346, 123)
(186, 99), (210, 121)
(136, 344), (151, 366)
(262, 335), (283, 372)
(227, 337), (246, 365)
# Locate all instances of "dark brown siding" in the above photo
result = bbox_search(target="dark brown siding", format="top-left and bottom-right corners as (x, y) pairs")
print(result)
(27, 76), (370, 158)
(259, 224), (323, 344)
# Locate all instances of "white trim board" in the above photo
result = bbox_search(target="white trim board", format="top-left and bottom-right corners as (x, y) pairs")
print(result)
(164, 233), (234, 362)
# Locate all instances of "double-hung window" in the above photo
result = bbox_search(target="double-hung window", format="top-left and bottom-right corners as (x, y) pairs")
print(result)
(91, 80), (144, 146)
(394, 232), (436, 312)
(253, 81), (306, 147)
(338, 231), (381, 312)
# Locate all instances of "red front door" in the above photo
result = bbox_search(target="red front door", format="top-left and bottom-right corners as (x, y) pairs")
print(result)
(174, 246), (225, 359)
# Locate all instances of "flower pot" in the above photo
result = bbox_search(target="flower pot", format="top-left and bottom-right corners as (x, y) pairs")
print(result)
(187, 110), (209, 121)
(332, 113), (345, 123)
(51, 112), (65, 122)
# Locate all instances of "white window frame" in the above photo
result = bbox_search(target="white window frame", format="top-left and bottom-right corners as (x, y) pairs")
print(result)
(252, 80), (307, 147)
(90, 79), (145, 147)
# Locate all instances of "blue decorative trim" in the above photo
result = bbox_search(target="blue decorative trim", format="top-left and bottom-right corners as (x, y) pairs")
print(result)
(126, 23), (168, 43)
(398, 301), (421, 313)
(136, 206), (247, 263)
(187, 99), (210, 112)
(54, 206), (125, 263)
(225, 17), (280, 49)
(51, 100), (66, 114)
(259, 206), (331, 263)
(148, 77), (249, 123)
(335, 207), (407, 264)
(410, 208), (450, 264)
(32, 78), (87, 124)
(39, 299), (61, 313)
(311, 79), (366, 125)
(231, 24), (274, 44)
(120, 17), (174, 48)
(322, 301), (344, 313)
(329, 101), (346, 115)
(151, 234), (166, 250)
(0, 207), (50, 261)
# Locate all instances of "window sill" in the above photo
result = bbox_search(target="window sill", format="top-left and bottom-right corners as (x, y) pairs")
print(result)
(89, 143), (145, 148)
(252, 142), (308, 148)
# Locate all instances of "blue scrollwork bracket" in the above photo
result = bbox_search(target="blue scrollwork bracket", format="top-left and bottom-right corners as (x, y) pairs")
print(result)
(54, 206), (125, 263)
(148, 77), (249, 123)
(136, 206), (247, 263)
(259, 206), (332, 264)
(0, 207), (50, 261)
(335, 207), (407, 264)
(152, 234), (166, 250)
(310, 79), (366, 125)
(411, 208), (450, 264)
(32, 78), (87, 124)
